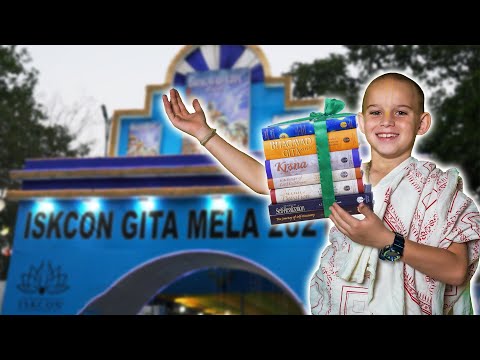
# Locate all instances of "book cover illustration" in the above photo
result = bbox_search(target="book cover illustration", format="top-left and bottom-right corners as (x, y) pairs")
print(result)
(127, 122), (161, 156)
(183, 68), (251, 154)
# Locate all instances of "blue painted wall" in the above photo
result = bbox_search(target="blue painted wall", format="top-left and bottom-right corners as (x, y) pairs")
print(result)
(116, 83), (317, 156)
(2, 195), (326, 314)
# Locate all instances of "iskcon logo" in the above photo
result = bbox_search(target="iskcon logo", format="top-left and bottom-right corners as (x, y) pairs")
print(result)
(17, 261), (69, 295)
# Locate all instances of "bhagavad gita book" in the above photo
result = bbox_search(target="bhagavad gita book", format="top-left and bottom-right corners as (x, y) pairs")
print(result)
(263, 128), (359, 160)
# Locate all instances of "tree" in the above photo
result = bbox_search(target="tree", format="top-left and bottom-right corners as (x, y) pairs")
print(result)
(418, 70), (480, 198)
(345, 45), (480, 198)
(43, 94), (101, 156)
(0, 45), (91, 279)
(284, 53), (360, 109)
(287, 45), (480, 198)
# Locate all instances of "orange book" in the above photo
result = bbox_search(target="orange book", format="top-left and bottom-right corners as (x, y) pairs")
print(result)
(263, 129), (359, 160)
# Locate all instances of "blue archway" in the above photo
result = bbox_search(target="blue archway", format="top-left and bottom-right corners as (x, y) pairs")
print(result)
(79, 250), (304, 315)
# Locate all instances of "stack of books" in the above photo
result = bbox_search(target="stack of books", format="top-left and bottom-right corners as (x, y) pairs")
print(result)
(262, 115), (373, 224)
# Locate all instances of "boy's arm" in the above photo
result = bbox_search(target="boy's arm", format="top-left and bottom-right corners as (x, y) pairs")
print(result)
(163, 89), (269, 195)
(402, 240), (468, 286)
(202, 130), (269, 195)
(329, 202), (470, 286)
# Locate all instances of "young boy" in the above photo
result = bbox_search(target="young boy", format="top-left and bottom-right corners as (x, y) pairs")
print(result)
(162, 73), (480, 315)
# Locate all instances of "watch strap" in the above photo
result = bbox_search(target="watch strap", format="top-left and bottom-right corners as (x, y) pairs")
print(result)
(379, 231), (405, 261)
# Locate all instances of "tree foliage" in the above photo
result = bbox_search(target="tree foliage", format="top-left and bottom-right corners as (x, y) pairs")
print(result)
(288, 45), (480, 197)
(285, 54), (360, 109)
(0, 45), (91, 278)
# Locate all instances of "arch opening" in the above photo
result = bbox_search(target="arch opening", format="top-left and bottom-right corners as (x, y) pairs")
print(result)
(78, 251), (305, 315)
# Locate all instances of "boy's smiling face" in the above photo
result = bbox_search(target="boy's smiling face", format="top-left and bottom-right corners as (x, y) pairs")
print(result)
(358, 77), (431, 161)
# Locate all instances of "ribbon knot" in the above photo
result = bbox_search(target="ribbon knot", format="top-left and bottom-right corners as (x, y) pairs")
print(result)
(310, 98), (346, 119)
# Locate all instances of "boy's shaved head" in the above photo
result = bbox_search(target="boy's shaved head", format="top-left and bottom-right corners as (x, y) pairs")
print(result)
(362, 73), (425, 114)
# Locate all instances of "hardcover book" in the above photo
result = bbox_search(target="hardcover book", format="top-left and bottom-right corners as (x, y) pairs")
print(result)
(263, 129), (359, 160)
(262, 115), (357, 141)
(267, 167), (362, 190)
(270, 178), (365, 204)
(269, 186), (373, 224)
(265, 149), (362, 178)
(269, 186), (372, 216)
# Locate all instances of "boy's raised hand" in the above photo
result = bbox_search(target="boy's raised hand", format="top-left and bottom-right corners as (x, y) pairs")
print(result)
(162, 89), (212, 141)
(329, 202), (394, 249)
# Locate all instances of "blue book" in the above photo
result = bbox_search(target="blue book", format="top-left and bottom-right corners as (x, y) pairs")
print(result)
(262, 115), (357, 141)
(269, 185), (372, 216)
(269, 202), (373, 225)
(269, 189), (373, 224)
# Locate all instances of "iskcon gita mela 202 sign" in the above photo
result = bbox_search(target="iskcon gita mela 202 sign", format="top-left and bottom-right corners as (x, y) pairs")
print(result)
(3, 45), (340, 315)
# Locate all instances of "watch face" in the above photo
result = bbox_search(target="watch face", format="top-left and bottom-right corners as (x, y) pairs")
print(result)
(382, 248), (401, 262)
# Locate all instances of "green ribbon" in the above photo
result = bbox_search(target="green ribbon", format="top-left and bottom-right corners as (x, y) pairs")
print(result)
(270, 98), (355, 218)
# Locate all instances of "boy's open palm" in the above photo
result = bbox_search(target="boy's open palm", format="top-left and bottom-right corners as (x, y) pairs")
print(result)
(162, 89), (210, 140)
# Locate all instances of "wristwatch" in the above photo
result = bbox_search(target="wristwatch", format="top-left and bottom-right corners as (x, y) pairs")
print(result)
(378, 231), (405, 262)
